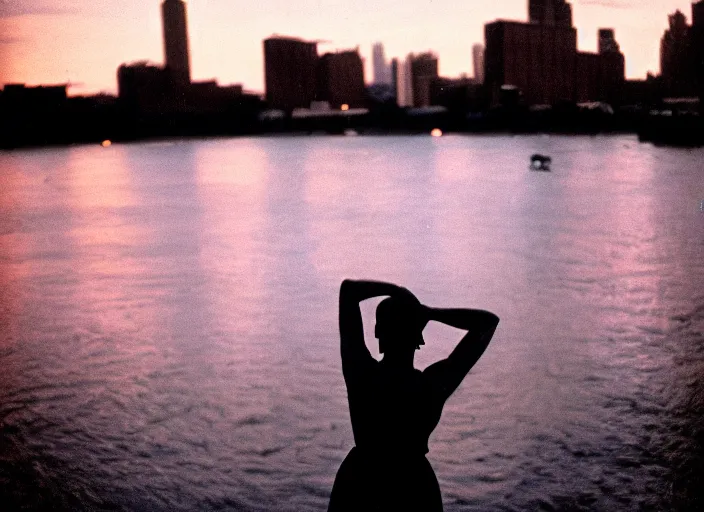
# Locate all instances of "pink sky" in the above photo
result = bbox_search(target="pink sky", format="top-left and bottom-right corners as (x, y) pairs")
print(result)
(0, 0), (699, 95)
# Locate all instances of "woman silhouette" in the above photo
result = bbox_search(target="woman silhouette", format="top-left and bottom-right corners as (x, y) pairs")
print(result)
(328, 280), (499, 511)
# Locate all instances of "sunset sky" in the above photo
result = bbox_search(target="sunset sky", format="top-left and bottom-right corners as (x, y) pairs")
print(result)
(0, 0), (699, 95)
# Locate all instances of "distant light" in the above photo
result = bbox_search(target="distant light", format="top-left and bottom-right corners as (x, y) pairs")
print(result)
(101, 140), (112, 148)
(341, 104), (350, 111)
(431, 128), (443, 137)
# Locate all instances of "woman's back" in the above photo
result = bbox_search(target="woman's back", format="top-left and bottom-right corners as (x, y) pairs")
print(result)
(346, 360), (445, 457)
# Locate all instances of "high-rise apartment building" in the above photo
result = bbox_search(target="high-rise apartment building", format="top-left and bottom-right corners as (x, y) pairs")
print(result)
(529, 0), (572, 28)
(162, 0), (191, 85)
(264, 37), (318, 111)
(472, 44), (485, 83)
(410, 53), (439, 107)
(485, 0), (624, 105)
(485, 21), (577, 105)
(660, 10), (695, 96)
(317, 50), (365, 108)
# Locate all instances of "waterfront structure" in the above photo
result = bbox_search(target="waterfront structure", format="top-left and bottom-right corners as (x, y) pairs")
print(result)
(473, 44), (485, 83)
(264, 36), (318, 111)
(372, 43), (392, 85)
(484, 1), (624, 106)
(410, 53), (439, 107)
(317, 50), (365, 108)
(430, 77), (486, 112)
(529, 0), (572, 28)
(162, 0), (191, 85)
(0, 84), (67, 114)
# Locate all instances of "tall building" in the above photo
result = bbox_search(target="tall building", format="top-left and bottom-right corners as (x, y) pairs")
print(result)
(390, 58), (399, 97)
(396, 57), (414, 107)
(529, 0), (572, 28)
(317, 50), (366, 108)
(410, 53), (439, 107)
(485, 1), (624, 105)
(472, 44), (485, 83)
(485, 21), (577, 105)
(162, 0), (191, 85)
(594, 29), (626, 102)
(372, 42), (391, 85)
(598, 29), (620, 54)
(264, 37), (318, 111)
(693, 0), (704, 26)
(693, 1), (704, 97)
(660, 10), (695, 96)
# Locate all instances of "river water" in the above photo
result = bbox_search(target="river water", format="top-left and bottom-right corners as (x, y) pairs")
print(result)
(0, 135), (702, 511)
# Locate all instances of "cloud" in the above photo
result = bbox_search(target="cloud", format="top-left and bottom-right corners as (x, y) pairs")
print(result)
(0, 36), (21, 44)
(0, 0), (78, 18)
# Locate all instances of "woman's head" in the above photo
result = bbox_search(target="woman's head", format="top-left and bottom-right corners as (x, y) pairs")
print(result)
(375, 295), (425, 354)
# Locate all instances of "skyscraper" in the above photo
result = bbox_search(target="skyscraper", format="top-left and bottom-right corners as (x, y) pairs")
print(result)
(162, 0), (191, 85)
(598, 29), (620, 54)
(372, 42), (391, 85)
(317, 50), (366, 108)
(264, 37), (318, 111)
(693, 0), (704, 27)
(529, 0), (572, 28)
(485, 0), (624, 106)
(472, 44), (485, 83)
(660, 10), (694, 96)
(410, 53), (439, 107)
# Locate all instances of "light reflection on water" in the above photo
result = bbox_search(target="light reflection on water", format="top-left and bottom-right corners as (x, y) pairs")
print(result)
(0, 136), (703, 511)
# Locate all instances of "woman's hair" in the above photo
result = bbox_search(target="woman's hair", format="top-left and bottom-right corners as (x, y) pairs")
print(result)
(376, 296), (425, 351)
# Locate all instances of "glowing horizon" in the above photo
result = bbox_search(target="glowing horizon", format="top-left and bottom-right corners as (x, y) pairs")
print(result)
(0, 0), (699, 96)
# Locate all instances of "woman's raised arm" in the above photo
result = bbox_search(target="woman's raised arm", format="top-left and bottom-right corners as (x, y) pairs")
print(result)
(422, 306), (499, 401)
(339, 279), (403, 376)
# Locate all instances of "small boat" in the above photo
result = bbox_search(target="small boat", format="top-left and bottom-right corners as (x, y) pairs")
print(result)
(530, 154), (552, 171)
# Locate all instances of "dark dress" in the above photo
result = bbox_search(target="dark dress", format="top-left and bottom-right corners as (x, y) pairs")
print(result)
(328, 358), (447, 511)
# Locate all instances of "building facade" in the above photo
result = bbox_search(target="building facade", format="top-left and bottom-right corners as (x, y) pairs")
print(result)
(118, 62), (178, 112)
(264, 37), (318, 111)
(162, 0), (191, 85)
(485, 21), (577, 105)
(660, 5), (704, 98)
(317, 50), (366, 108)
(410, 53), (439, 107)
(485, 0), (624, 106)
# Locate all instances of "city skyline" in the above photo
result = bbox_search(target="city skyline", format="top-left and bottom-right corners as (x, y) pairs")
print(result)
(0, 0), (699, 95)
